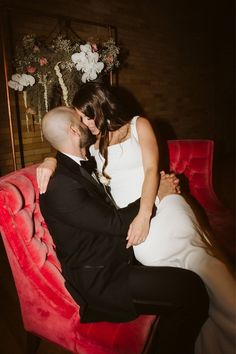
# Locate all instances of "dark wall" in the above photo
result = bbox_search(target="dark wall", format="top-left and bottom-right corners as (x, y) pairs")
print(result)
(0, 0), (234, 173)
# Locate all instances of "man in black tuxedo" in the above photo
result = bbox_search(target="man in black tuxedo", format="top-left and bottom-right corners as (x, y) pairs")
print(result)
(39, 106), (209, 354)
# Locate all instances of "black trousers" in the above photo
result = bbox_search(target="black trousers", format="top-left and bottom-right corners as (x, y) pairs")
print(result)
(129, 266), (209, 354)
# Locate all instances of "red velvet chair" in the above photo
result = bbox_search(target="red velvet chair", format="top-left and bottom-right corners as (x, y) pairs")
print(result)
(167, 139), (235, 261)
(0, 160), (157, 354)
(0, 139), (233, 354)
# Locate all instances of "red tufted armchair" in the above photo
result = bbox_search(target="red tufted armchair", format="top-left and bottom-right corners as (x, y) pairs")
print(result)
(0, 139), (233, 354)
(168, 139), (235, 261)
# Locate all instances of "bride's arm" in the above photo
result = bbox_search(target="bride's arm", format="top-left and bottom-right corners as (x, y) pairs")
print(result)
(36, 157), (57, 194)
(126, 117), (159, 248)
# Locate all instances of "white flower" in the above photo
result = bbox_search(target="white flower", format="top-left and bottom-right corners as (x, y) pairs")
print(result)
(98, 173), (110, 186)
(11, 73), (23, 83)
(71, 43), (104, 83)
(54, 63), (69, 107)
(8, 73), (35, 91)
(8, 80), (24, 91)
(18, 74), (35, 87)
(80, 43), (92, 53)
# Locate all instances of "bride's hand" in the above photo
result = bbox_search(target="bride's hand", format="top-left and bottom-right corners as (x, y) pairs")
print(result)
(36, 157), (57, 194)
(82, 116), (100, 136)
(126, 214), (150, 248)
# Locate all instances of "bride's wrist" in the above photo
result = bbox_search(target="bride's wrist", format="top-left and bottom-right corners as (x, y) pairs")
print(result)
(43, 157), (57, 170)
(137, 209), (152, 219)
(44, 157), (56, 163)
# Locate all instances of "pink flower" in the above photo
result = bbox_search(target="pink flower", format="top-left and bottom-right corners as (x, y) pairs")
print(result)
(91, 43), (98, 52)
(26, 107), (36, 115)
(26, 66), (36, 74)
(105, 55), (114, 64)
(39, 57), (48, 66)
(33, 45), (40, 53)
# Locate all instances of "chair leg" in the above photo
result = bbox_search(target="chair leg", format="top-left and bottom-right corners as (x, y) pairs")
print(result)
(26, 332), (41, 354)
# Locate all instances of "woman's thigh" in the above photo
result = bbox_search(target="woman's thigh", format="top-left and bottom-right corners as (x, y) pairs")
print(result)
(133, 195), (198, 266)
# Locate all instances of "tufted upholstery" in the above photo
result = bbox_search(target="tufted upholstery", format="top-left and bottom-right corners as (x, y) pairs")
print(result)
(168, 139), (235, 260)
(0, 139), (233, 353)
(0, 163), (157, 354)
(168, 140), (222, 212)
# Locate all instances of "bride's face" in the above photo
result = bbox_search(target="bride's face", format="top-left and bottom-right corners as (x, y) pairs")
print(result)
(75, 108), (100, 136)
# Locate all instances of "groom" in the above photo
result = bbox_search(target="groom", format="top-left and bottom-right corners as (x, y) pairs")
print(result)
(39, 106), (209, 354)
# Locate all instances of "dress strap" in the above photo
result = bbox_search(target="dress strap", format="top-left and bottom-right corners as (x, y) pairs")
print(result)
(130, 116), (140, 141)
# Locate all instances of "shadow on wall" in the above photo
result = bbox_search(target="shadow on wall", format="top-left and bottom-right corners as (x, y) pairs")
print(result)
(110, 85), (145, 117)
(151, 119), (177, 172)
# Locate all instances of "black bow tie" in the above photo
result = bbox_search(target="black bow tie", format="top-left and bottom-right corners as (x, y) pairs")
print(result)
(80, 156), (97, 174)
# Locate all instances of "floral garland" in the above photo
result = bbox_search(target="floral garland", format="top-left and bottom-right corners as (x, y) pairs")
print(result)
(8, 34), (120, 128)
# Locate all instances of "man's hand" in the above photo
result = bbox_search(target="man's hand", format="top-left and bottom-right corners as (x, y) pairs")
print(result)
(81, 116), (100, 136)
(36, 157), (56, 194)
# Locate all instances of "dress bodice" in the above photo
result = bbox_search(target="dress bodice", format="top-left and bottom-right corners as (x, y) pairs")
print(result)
(90, 116), (144, 207)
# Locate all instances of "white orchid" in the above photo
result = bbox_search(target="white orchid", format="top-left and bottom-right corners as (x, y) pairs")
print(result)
(8, 79), (24, 91)
(8, 73), (35, 91)
(80, 43), (93, 53)
(8, 34), (120, 122)
(71, 43), (104, 83)
(18, 74), (35, 87)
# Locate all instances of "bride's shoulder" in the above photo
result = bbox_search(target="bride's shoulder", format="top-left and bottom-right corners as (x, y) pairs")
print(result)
(131, 115), (148, 122)
(133, 116), (155, 140)
(135, 116), (151, 128)
(130, 116), (149, 140)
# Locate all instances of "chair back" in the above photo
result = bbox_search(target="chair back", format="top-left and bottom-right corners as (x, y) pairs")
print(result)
(168, 139), (223, 212)
(168, 140), (235, 261)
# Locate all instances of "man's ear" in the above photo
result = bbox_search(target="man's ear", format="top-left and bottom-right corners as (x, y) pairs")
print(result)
(74, 108), (81, 116)
(70, 124), (80, 137)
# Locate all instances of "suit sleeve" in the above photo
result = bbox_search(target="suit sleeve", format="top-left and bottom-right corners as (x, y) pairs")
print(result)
(40, 175), (142, 237)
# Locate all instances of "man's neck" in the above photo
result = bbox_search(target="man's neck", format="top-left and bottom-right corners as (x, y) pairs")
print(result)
(61, 152), (87, 166)
(60, 147), (86, 160)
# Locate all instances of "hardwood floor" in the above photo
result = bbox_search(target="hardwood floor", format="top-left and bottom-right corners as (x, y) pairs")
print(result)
(0, 155), (234, 354)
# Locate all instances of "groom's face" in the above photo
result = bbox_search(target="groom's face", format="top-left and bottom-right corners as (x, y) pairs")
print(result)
(75, 115), (96, 148)
(79, 124), (95, 148)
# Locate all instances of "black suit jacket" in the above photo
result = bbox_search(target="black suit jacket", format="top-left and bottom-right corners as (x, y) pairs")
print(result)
(39, 152), (142, 323)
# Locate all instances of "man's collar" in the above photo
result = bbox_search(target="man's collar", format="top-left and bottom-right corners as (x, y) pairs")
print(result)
(61, 152), (86, 165)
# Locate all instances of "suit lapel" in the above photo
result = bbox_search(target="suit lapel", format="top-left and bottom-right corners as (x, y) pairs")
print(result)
(79, 164), (101, 188)
(56, 152), (107, 198)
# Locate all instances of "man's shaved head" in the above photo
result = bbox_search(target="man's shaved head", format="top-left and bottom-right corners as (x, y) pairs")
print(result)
(42, 106), (79, 150)
(42, 106), (94, 153)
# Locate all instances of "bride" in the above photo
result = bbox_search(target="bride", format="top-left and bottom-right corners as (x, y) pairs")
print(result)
(37, 83), (235, 354)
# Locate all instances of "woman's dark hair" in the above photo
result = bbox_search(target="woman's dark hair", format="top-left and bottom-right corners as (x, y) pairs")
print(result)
(72, 82), (131, 177)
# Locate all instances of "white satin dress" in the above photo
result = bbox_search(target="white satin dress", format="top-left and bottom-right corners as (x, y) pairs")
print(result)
(90, 116), (236, 354)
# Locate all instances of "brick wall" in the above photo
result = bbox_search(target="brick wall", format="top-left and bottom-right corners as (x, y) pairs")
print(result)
(0, 0), (234, 174)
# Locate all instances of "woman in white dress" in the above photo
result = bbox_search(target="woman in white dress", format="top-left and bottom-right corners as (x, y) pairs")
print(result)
(37, 83), (235, 354)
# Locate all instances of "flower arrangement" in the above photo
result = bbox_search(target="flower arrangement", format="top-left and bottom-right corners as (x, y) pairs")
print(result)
(98, 172), (110, 186)
(8, 34), (120, 129)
